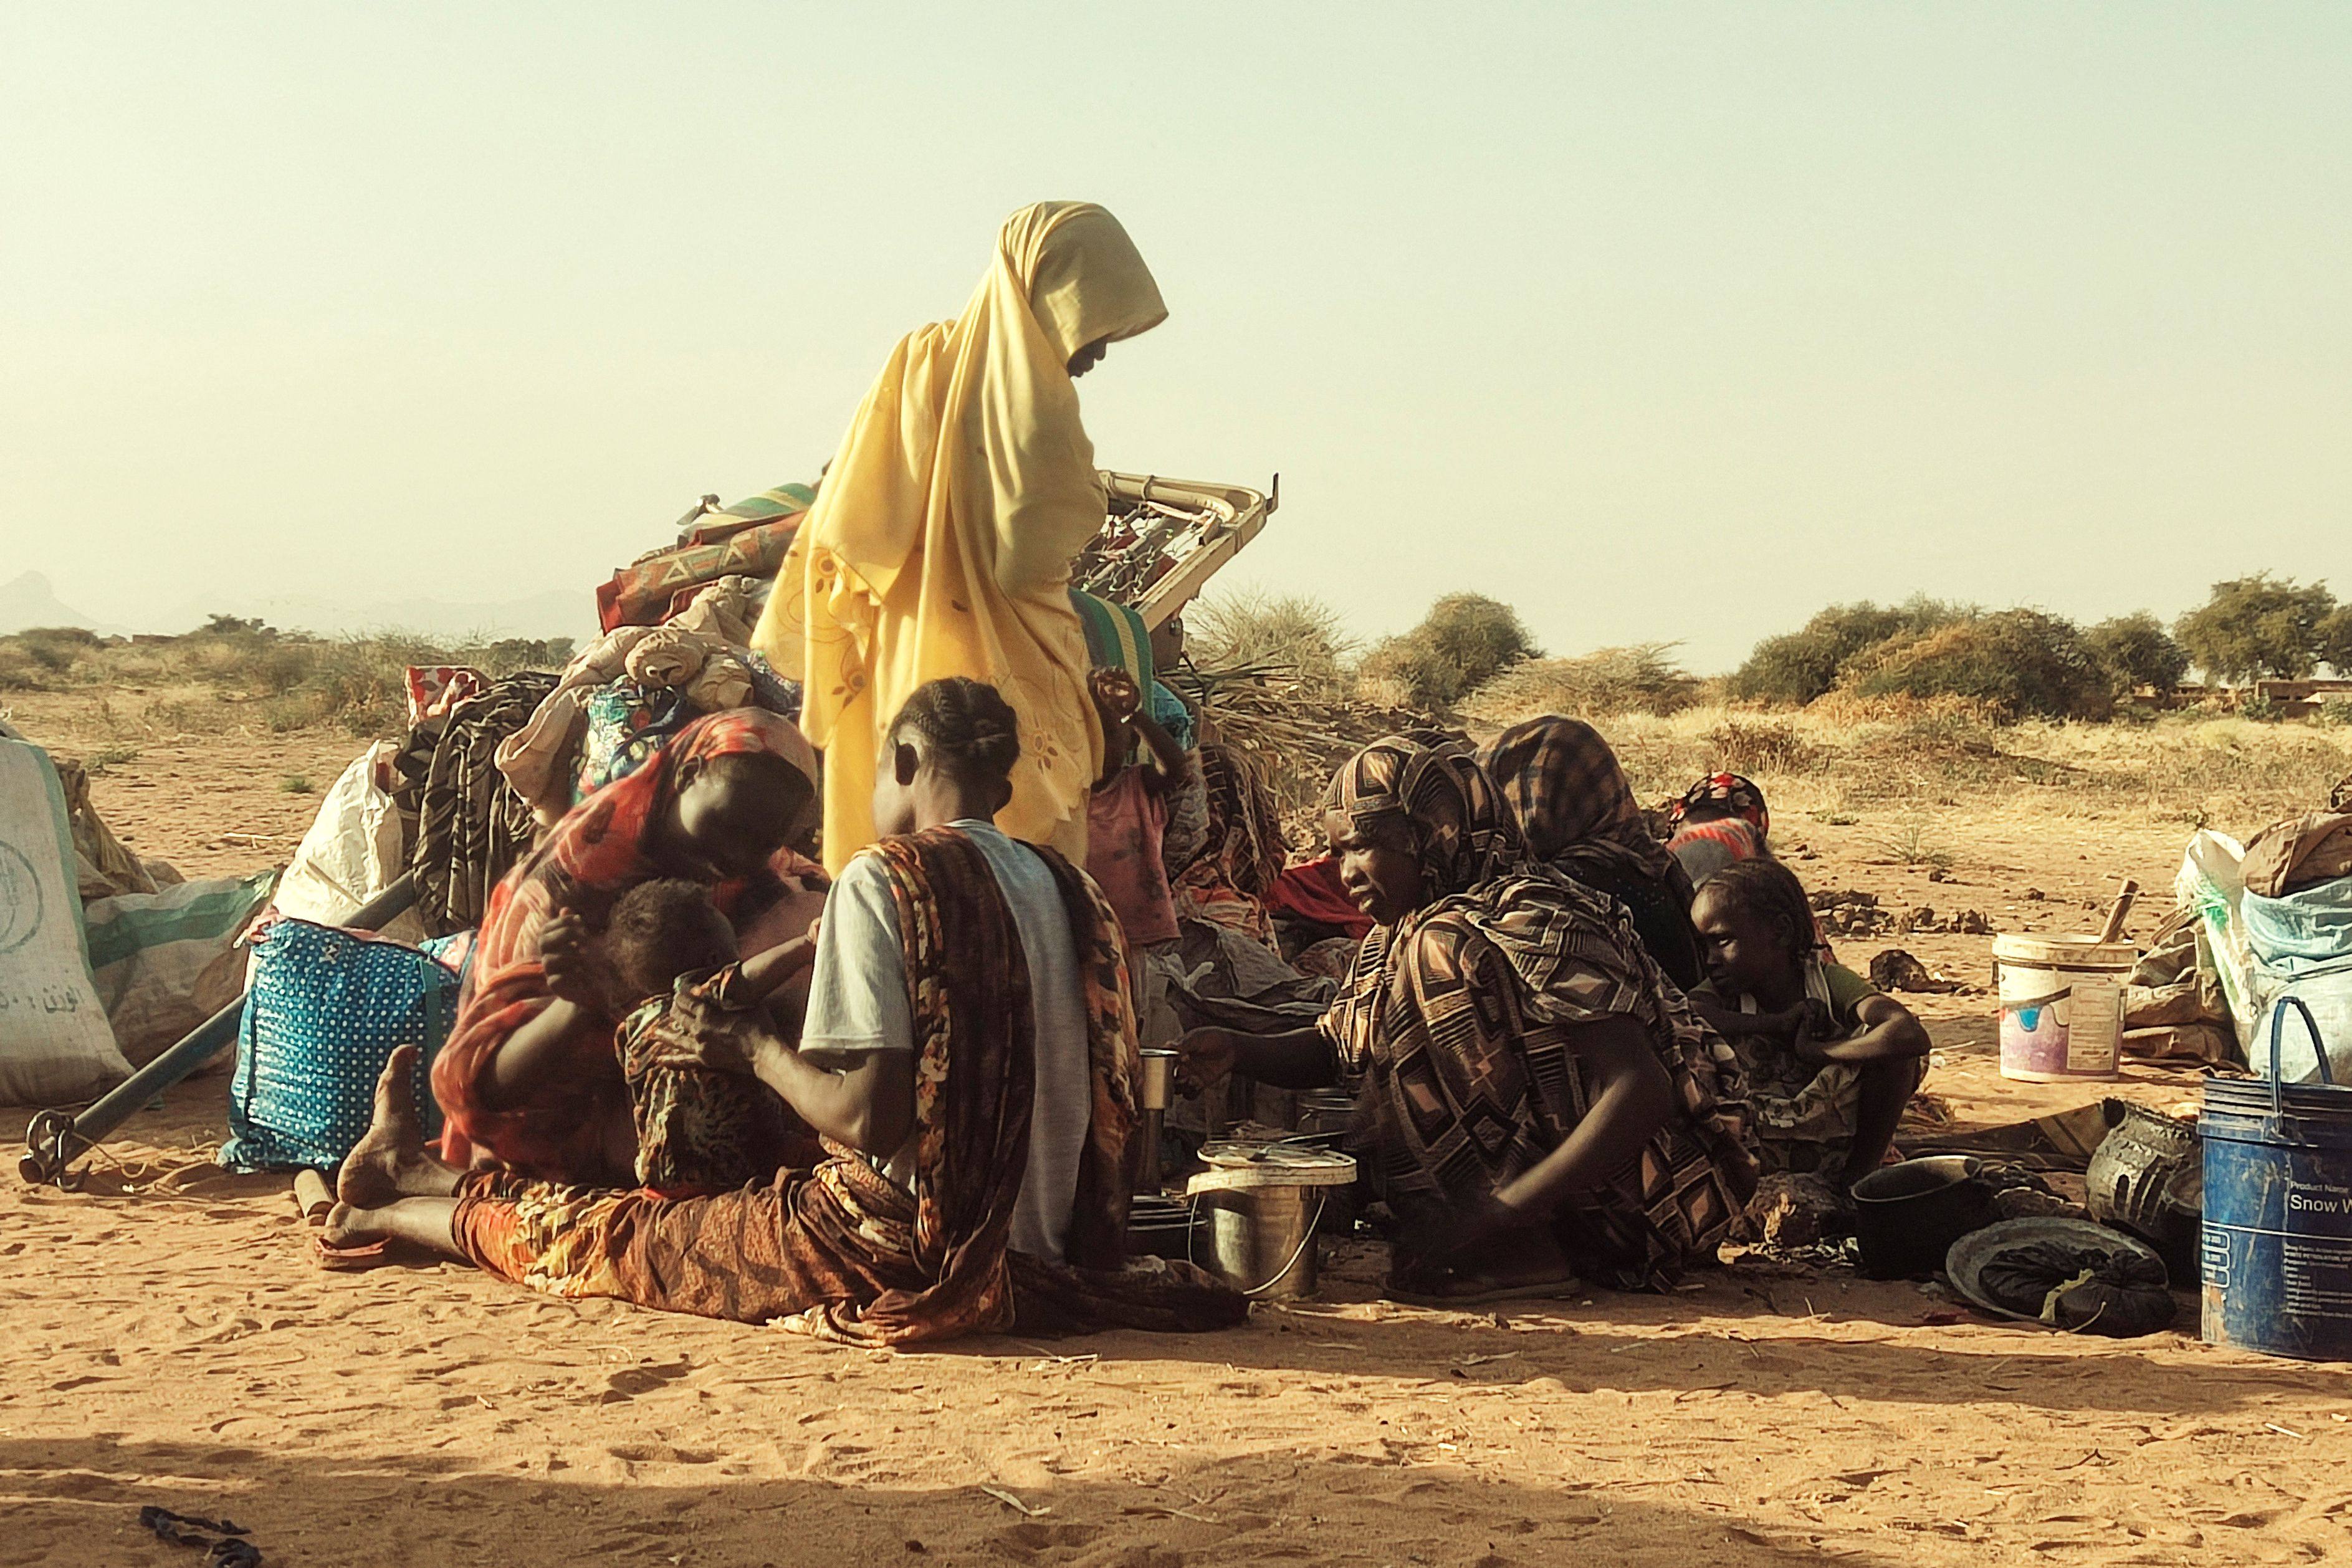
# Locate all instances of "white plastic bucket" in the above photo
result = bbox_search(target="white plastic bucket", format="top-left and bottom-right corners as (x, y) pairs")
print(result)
(1994, 934), (2135, 1082)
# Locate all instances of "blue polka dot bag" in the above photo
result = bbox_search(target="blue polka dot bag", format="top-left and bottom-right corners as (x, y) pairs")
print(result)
(218, 917), (464, 1173)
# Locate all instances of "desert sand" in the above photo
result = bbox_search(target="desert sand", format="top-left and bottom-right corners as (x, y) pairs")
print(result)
(7, 687), (2352, 1567)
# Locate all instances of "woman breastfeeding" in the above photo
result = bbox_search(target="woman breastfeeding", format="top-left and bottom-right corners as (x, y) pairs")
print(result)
(327, 678), (1244, 1346)
(430, 709), (825, 1185)
(1480, 715), (1705, 990)
(1178, 734), (1758, 1304)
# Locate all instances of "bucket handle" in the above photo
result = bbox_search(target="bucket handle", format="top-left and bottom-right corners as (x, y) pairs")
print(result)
(2270, 994), (2336, 1117)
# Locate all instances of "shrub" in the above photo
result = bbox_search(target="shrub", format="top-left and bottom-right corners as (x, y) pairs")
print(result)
(2085, 611), (2190, 693)
(1704, 717), (1821, 775)
(1842, 609), (2116, 721)
(1726, 597), (1967, 705)
(1461, 643), (1699, 721)
(1185, 590), (1356, 701)
(1357, 592), (1537, 709)
(2176, 574), (2336, 684)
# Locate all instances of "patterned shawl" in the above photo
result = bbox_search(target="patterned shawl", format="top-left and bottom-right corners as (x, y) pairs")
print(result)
(1171, 742), (1288, 942)
(1319, 733), (1757, 1289)
(433, 709), (820, 1178)
(1481, 716), (1680, 885)
(1324, 730), (1522, 898)
(776, 826), (1244, 1343)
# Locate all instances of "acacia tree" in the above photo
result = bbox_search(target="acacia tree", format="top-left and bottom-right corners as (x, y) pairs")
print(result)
(1359, 592), (1539, 708)
(2174, 575), (2338, 684)
(2320, 605), (2352, 679)
(2085, 612), (2191, 693)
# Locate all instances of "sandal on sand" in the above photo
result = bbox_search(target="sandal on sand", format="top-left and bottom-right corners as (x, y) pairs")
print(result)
(1385, 1268), (1581, 1309)
(312, 1235), (391, 1271)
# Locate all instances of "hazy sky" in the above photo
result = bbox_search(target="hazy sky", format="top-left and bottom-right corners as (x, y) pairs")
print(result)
(4, 4), (2346, 669)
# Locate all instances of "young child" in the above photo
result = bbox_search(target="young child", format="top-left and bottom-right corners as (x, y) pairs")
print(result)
(600, 878), (819, 1195)
(1084, 664), (1188, 954)
(1686, 857), (1930, 1188)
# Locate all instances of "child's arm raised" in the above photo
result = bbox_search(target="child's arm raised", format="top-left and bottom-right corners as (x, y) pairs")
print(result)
(727, 918), (822, 1007)
(1128, 704), (1190, 796)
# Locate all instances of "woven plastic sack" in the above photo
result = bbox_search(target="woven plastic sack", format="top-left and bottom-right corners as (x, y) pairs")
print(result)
(2240, 874), (2352, 1085)
(83, 871), (276, 1066)
(0, 739), (133, 1104)
(273, 742), (423, 943)
(218, 917), (459, 1172)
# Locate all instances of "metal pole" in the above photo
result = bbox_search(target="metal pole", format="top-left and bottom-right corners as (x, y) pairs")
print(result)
(19, 874), (421, 1188)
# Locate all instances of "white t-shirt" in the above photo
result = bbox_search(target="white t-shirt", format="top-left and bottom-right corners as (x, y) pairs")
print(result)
(800, 821), (1092, 1264)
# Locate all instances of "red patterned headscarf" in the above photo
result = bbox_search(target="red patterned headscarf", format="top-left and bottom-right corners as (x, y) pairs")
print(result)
(1668, 772), (1769, 839)
(433, 709), (820, 1177)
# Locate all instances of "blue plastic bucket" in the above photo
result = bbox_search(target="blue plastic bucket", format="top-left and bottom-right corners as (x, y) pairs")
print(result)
(2201, 997), (2352, 1361)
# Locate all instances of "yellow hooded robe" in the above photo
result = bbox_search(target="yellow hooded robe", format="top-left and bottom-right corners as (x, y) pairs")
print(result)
(753, 201), (1167, 872)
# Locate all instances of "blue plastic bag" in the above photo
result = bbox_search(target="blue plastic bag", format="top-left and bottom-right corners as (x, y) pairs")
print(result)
(219, 917), (459, 1172)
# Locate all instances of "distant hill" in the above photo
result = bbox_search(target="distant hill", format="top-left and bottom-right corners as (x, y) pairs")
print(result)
(0, 575), (598, 645)
(154, 589), (598, 645)
(0, 572), (133, 637)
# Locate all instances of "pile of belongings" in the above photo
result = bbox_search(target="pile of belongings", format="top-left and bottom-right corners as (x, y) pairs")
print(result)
(596, 482), (813, 631)
(2123, 905), (2239, 1066)
(371, 575), (802, 937)
(2242, 810), (2352, 899)
(2165, 808), (2352, 1083)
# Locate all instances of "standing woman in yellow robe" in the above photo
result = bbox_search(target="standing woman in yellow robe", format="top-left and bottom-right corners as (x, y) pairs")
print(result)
(753, 202), (1167, 872)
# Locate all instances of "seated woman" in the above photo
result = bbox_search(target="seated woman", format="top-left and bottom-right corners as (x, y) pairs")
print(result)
(431, 710), (826, 1186)
(1666, 771), (1772, 888)
(1178, 734), (1757, 1305)
(1481, 715), (1704, 990)
(1685, 858), (1930, 1187)
(327, 678), (1245, 1346)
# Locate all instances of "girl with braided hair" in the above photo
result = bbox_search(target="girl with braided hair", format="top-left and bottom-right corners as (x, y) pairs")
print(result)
(1686, 857), (1931, 1188)
(322, 677), (1245, 1345)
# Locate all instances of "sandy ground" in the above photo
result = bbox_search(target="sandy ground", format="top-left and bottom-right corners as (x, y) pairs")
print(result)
(7, 700), (2352, 1566)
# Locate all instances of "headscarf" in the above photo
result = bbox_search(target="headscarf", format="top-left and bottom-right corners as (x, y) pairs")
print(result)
(433, 709), (822, 1177)
(1481, 716), (1678, 883)
(753, 201), (1168, 872)
(1670, 772), (1769, 839)
(1324, 730), (1524, 901)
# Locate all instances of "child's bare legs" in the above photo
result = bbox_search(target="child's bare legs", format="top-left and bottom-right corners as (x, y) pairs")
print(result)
(1846, 1056), (1927, 1184)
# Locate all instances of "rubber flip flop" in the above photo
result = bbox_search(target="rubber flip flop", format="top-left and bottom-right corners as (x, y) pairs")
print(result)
(312, 1235), (391, 1271)
(1386, 1272), (1582, 1309)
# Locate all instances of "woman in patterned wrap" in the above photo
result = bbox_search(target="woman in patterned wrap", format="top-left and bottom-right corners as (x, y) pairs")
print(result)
(1178, 732), (1758, 1304)
(323, 679), (1245, 1347)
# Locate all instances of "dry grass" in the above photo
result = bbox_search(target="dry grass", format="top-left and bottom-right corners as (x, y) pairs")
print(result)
(0, 627), (573, 740)
(1493, 702), (2351, 846)
(1183, 589), (1357, 703)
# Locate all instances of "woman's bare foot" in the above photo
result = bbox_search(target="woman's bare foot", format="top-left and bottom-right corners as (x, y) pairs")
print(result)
(338, 1045), (462, 1208)
(319, 1195), (469, 1265)
(322, 1200), (392, 1249)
